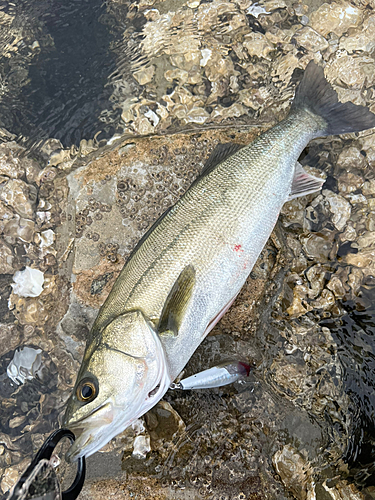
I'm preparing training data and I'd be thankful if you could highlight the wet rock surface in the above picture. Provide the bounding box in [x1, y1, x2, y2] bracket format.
[0, 0, 375, 498]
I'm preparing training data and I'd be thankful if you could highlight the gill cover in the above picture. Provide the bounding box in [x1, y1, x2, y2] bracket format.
[63, 310, 170, 461]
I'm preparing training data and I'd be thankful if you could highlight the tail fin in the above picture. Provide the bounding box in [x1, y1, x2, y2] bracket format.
[291, 61, 375, 135]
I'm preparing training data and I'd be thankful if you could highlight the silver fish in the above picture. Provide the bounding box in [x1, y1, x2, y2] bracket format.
[63, 61, 375, 461]
[170, 360, 252, 390]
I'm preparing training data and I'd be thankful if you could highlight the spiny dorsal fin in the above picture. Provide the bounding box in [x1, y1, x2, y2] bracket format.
[288, 162, 324, 201]
[200, 143, 243, 178]
[158, 265, 196, 337]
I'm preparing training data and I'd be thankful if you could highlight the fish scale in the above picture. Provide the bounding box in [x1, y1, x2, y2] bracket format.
[64, 62, 375, 461]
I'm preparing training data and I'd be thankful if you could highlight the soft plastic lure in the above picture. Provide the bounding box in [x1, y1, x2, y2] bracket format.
[170, 360, 252, 390]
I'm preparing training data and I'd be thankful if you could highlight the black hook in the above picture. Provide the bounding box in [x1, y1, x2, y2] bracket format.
[8, 428, 86, 500]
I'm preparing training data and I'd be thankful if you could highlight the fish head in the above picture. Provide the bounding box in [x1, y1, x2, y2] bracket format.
[63, 310, 170, 462]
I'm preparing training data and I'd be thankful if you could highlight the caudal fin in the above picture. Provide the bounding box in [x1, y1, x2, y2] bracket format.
[291, 61, 375, 135]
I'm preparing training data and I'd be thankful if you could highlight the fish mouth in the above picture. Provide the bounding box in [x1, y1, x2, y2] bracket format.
[65, 401, 114, 430]
[65, 402, 114, 462]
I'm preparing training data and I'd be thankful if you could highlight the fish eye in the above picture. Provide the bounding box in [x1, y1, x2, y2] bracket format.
[76, 378, 98, 403]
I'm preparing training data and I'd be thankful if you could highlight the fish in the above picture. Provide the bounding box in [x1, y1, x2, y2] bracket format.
[170, 360, 252, 390]
[63, 61, 375, 461]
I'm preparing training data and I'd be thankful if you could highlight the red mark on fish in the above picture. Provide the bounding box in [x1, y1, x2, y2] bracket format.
[234, 244, 243, 253]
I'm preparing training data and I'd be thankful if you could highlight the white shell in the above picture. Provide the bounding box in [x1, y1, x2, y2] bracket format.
[11, 266, 44, 297]
[132, 435, 151, 459]
[7, 346, 43, 385]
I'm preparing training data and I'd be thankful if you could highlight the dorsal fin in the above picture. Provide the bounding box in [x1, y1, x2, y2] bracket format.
[158, 265, 196, 337]
[200, 143, 243, 178]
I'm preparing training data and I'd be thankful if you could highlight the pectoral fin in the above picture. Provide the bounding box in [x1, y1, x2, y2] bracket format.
[288, 162, 324, 201]
[158, 265, 196, 337]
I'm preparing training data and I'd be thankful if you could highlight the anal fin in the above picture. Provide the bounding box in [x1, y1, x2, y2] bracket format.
[288, 162, 324, 201]
[158, 265, 196, 337]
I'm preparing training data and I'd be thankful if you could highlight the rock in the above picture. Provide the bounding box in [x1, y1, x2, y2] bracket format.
[336, 146, 366, 170]
[363, 178, 375, 195]
[309, 3, 363, 38]
[306, 264, 326, 299]
[311, 288, 335, 310]
[0, 144, 25, 179]
[3, 217, 35, 243]
[327, 275, 346, 299]
[273, 444, 314, 500]
[339, 14, 375, 53]
[1, 466, 19, 494]
[339, 222, 356, 243]
[0, 179, 36, 218]
[344, 247, 375, 270]
[132, 116, 155, 135]
[164, 68, 188, 84]
[133, 65, 155, 86]
[263, 0, 287, 11]
[271, 52, 300, 86]
[323, 479, 366, 499]
[326, 55, 375, 90]
[211, 102, 246, 121]
[300, 231, 335, 262]
[204, 54, 235, 82]
[0, 239, 14, 273]
[286, 283, 312, 317]
[0, 201, 15, 232]
[243, 32, 274, 60]
[292, 26, 329, 52]
[337, 171, 364, 194]
[322, 190, 351, 231]
[357, 231, 375, 248]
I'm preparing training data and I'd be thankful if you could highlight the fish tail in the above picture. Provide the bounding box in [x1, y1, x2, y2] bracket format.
[291, 61, 375, 135]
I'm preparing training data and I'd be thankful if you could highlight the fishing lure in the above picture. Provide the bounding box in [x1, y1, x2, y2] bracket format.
[170, 360, 252, 390]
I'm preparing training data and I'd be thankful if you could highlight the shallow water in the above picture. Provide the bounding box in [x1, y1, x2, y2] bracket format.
[0, 0, 375, 498]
